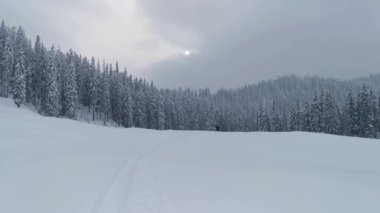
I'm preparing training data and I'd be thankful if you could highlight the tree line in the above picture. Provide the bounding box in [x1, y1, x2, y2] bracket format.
[1, 21, 380, 138]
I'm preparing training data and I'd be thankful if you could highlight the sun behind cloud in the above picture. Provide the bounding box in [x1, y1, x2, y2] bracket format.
[184, 50, 191, 56]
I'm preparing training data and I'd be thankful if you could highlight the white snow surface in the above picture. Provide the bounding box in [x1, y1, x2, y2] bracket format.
[1, 97, 380, 213]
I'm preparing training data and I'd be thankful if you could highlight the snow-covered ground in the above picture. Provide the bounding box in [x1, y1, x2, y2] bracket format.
[1, 97, 380, 213]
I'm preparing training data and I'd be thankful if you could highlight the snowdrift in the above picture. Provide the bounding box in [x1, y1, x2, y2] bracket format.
[1, 97, 380, 213]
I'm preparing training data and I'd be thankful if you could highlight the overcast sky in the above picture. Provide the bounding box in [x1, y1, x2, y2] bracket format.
[1, 0, 380, 89]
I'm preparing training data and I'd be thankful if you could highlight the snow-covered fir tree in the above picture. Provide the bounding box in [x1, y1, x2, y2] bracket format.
[321, 92, 339, 134]
[12, 27, 27, 107]
[289, 101, 302, 131]
[120, 70, 133, 127]
[343, 90, 358, 136]
[270, 102, 282, 132]
[0, 20, 7, 97]
[356, 85, 372, 138]
[0, 22, 14, 97]
[42, 47, 59, 116]
[99, 63, 110, 124]
[88, 57, 97, 121]
[61, 53, 78, 118]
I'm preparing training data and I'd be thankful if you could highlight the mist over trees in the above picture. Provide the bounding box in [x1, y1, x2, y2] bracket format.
[1, 21, 380, 138]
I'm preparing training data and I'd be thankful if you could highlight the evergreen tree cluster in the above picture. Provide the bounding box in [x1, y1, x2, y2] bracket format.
[1, 21, 380, 138]
[288, 87, 380, 138]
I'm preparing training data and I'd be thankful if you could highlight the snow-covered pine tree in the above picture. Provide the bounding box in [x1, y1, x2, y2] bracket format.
[0, 20, 7, 97]
[95, 60, 102, 120]
[343, 90, 358, 136]
[31, 35, 47, 107]
[79, 57, 91, 106]
[321, 92, 339, 134]
[12, 27, 27, 108]
[162, 89, 176, 130]
[73, 53, 83, 104]
[174, 90, 185, 130]
[310, 92, 321, 132]
[377, 95, 380, 136]
[99, 63, 110, 125]
[302, 102, 312, 132]
[289, 105, 297, 131]
[257, 104, 271, 131]
[0, 20, 5, 53]
[24, 39, 33, 104]
[120, 70, 133, 127]
[110, 62, 123, 126]
[270, 102, 282, 132]
[281, 109, 289, 131]
[356, 85, 373, 138]
[133, 79, 147, 128]
[156, 91, 166, 130]
[198, 89, 215, 130]
[146, 82, 158, 129]
[369, 89, 378, 138]
[62, 54, 78, 118]
[55, 49, 66, 114]
[88, 57, 97, 120]
[289, 101, 302, 131]
[0, 23, 14, 97]
[42, 46, 59, 116]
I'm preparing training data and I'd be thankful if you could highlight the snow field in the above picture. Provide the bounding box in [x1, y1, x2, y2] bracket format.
[1, 97, 380, 213]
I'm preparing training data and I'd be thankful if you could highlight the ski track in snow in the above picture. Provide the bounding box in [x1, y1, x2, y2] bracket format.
[91, 138, 177, 213]
[118, 139, 179, 213]
[119, 155, 162, 213]
[91, 155, 140, 213]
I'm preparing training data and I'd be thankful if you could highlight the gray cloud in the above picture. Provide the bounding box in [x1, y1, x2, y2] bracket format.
[0, 0, 107, 45]
[2, 0, 380, 89]
[0, 0, 181, 75]
[140, 0, 380, 89]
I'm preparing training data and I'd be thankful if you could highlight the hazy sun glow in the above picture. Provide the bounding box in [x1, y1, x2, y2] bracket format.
[184, 50, 191, 56]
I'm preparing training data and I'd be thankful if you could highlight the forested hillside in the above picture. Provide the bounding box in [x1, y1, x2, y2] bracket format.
[1, 21, 380, 138]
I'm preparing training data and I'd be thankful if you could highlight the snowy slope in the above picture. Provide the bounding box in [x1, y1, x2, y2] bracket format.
[1, 97, 380, 213]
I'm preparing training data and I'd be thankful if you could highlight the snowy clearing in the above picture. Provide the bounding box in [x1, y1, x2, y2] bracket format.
[1, 97, 380, 213]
